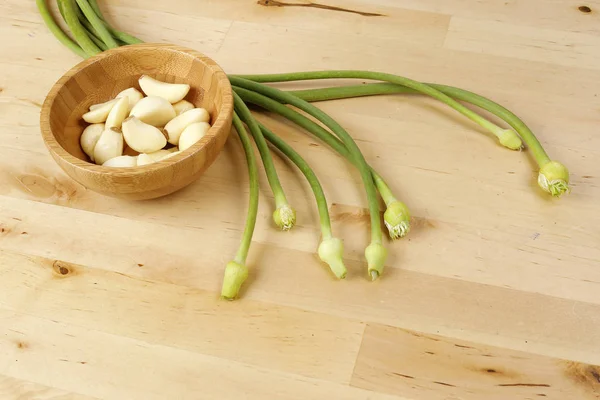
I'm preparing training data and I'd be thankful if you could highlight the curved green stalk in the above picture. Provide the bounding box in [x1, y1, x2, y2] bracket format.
[88, 0, 102, 17]
[233, 85, 410, 240]
[257, 123, 331, 238]
[257, 122, 347, 279]
[58, 0, 101, 56]
[36, 0, 87, 58]
[87, 0, 143, 44]
[231, 71, 523, 151]
[57, 0, 107, 51]
[222, 113, 260, 300]
[85, 26, 109, 50]
[75, 0, 118, 48]
[107, 27, 144, 45]
[233, 92, 296, 231]
[230, 77, 387, 279]
[284, 81, 569, 196]
[290, 83, 549, 163]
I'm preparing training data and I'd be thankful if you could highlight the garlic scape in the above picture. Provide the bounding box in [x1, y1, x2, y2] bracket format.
[538, 160, 570, 197]
[318, 237, 347, 279]
[365, 242, 388, 281]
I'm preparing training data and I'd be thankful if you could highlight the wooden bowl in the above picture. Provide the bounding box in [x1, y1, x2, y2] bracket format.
[40, 43, 233, 200]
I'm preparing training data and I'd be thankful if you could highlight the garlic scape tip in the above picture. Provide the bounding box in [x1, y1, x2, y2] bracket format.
[317, 237, 347, 279]
[384, 201, 411, 240]
[221, 261, 249, 300]
[272, 204, 296, 231]
[497, 129, 523, 151]
[538, 160, 570, 197]
[365, 242, 387, 281]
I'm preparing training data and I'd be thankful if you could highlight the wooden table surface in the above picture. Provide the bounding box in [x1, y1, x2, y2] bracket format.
[2, 1, 600, 399]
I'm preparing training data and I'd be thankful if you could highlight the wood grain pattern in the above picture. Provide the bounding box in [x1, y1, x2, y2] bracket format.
[1, 0, 600, 398]
[352, 324, 600, 399]
[0, 374, 97, 400]
[39, 43, 233, 200]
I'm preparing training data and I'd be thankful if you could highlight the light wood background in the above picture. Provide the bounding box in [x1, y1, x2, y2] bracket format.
[1, 1, 599, 399]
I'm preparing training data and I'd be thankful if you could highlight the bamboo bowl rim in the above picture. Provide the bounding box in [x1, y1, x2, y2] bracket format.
[40, 43, 234, 178]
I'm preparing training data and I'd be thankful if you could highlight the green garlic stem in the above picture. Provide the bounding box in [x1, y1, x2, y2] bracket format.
[107, 27, 144, 45]
[257, 121, 333, 239]
[86, 0, 143, 45]
[234, 85, 409, 241]
[233, 92, 294, 230]
[75, 0, 118, 49]
[233, 86, 397, 207]
[229, 77, 384, 247]
[57, 0, 107, 51]
[232, 112, 260, 265]
[73, 2, 108, 51]
[36, 0, 87, 58]
[372, 173, 397, 206]
[85, 26, 108, 50]
[88, 0, 102, 17]
[287, 82, 551, 167]
[58, 0, 101, 56]
[232, 71, 514, 147]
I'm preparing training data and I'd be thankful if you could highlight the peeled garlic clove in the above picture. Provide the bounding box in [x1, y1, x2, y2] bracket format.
[122, 116, 168, 153]
[179, 122, 210, 152]
[139, 75, 190, 104]
[164, 108, 210, 145]
[136, 150, 175, 165]
[129, 96, 176, 127]
[136, 149, 174, 166]
[80, 123, 105, 162]
[105, 96, 129, 129]
[136, 153, 155, 166]
[93, 127, 124, 165]
[173, 100, 195, 115]
[83, 99, 118, 123]
[103, 155, 137, 168]
[116, 87, 144, 113]
[161, 151, 181, 160]
[89, 98, 117, 111]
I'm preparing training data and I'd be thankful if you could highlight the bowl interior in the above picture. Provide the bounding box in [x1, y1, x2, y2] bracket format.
[48, 45, 228, 163]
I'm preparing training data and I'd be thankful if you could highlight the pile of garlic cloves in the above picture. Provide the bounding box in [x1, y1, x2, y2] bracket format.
[79, 75, 212, 167]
